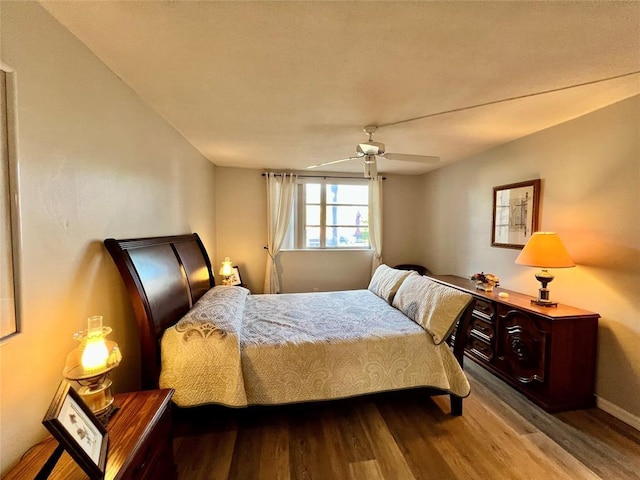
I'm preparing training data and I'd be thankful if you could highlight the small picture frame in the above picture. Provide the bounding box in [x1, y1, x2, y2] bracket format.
[42, 381, 108, 479]
[491, 179, 540, 249]
[229, 266, 243, 286]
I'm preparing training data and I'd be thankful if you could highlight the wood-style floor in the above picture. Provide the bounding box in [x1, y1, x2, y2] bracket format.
[172, 360, 640, 479]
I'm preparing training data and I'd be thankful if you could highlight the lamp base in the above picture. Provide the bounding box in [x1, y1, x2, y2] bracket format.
[78, 379, 115, 421]
[531, 299, 558, 307]
[532, 269, 558, 307]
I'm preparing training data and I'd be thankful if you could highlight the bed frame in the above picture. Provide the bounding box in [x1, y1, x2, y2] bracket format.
[104, 233, 475, 415]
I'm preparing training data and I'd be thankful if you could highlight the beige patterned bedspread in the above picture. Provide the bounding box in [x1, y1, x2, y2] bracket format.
[160, 287, 470, 408]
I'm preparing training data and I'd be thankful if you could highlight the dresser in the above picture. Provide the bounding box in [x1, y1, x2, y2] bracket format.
[4, 389, 176, 480]
[431, 275, 599, 412]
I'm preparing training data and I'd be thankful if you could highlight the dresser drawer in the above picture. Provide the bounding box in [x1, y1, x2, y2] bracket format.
[471, 316, 495, 341]
[473, 297, 496, 320]
[469, 336, 493, 362]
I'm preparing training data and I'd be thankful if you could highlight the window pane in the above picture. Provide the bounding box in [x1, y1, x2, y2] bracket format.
[305, 183, 321, 203]
[326, 206, 368, 226]
[306, 205, 320, 225]
[292, 179, 371, 250]
[325, 227, 369, 247]
[326, 184, 368, 205]
[305, 227, 321, 248]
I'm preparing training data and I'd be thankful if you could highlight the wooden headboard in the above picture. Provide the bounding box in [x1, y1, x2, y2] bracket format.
[104, 233, 214, 389]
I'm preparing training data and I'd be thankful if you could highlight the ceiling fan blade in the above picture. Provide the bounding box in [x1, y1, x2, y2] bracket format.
[382, 153, 440, 163]
[307, 156, 360, 169]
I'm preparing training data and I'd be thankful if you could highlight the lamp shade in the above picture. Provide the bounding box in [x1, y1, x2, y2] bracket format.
[219, 257, 233, 276]
[515, 232, 575, 268]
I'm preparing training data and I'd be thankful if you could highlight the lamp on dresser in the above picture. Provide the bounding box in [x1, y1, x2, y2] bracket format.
[515, 232, 575, 307]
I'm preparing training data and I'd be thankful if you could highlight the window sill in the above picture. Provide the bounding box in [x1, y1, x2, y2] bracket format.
[280, 248, 372, 252]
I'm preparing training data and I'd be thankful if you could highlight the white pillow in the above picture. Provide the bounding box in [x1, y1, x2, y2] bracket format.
[368, 264, 416, 304]
[392, 275, 472, 345]
[175, 285, 249, 341]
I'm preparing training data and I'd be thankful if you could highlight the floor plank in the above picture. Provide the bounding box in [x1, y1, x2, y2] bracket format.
[173, 360, 640, 479]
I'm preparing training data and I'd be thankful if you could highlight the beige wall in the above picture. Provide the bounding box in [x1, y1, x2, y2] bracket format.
[0, 2, 216, 473]
[214, 168, 426, 293]
[215, 168, 266, 292]
[420, 95, 640, 425]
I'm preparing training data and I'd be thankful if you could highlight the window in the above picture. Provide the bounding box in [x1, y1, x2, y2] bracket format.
[283, 178, 370, 249]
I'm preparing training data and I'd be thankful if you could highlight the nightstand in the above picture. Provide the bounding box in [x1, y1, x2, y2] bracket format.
[4, 389, 176, 480]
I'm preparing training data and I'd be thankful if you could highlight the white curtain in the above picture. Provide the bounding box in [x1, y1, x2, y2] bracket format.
[368, 175, 383, 276]
[264, 173, 297, 294]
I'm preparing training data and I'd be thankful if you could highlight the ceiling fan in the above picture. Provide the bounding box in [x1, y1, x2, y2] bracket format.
[307, 125, 440, 178]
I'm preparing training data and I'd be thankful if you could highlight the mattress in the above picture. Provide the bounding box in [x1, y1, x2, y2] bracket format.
[160, 286, 471, 408]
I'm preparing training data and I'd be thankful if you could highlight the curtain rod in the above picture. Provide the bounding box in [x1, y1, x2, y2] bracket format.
[261, 173, 386, 180]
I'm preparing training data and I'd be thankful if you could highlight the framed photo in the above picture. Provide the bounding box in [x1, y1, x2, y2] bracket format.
[229, 266, 243, 286]
[42, 381, 108, 479]
[491, 179, 540, 249]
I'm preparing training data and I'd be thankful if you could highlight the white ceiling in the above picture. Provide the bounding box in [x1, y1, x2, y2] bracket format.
[41, 1, 640, 175]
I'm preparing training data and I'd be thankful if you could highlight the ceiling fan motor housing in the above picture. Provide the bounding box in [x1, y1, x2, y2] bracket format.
[357, 141, 385, 156]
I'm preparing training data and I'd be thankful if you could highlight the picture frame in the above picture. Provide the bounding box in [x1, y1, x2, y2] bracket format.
[42, 381, 108, 479]
[229, 266, 243, 286]
[1, 65, 22, 341]
[491, 179, 540, 249]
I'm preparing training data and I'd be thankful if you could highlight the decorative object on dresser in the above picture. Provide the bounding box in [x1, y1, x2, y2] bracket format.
[491, 179, 540, 249]
[62, 315, 122, 420]
[432, 275, 599, 412]
[515, 231, 575, 307]
[470, 272, 500, 292]
[4, 389, 176, 480]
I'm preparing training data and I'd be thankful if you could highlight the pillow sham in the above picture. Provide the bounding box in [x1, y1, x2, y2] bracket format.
[368, 264, 416, 304]
[392, 275, 472, 345]
[175, 285, 249, 342]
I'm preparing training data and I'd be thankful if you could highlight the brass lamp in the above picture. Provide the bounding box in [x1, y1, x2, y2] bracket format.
[63, 316, 121, 420]
[220, 257, 233, 285]
[515, 232, 575, 307]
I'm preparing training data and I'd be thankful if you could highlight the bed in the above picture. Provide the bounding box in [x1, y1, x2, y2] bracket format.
[104, 233, 475, 415]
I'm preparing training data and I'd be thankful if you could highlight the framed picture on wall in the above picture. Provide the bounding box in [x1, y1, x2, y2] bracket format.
[491, 179, 540, 249]
[229, 266, 243, 286]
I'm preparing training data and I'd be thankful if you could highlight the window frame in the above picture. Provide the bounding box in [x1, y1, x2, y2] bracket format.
[288, 177, 370, 250]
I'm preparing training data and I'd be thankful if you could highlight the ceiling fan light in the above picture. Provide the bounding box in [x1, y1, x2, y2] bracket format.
[357, 141, 385, 156]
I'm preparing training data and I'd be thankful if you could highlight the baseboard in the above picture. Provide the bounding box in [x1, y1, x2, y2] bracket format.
[596, 395, 640, 431]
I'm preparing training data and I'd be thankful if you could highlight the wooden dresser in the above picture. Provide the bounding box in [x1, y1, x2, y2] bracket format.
[431, 275, 599, 412]
[4, 389, 175, 480]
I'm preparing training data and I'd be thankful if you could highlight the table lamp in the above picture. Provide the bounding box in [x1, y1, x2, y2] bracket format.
[515, 232, 575, 307]
[220, 257, 233, 285]
[63, 315, 121, 420]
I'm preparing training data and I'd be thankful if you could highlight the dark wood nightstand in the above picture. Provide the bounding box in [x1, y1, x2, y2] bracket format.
[4, 389, 175, 480]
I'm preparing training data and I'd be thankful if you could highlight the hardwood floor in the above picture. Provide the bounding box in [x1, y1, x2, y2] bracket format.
[173, 360, 640, 479]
